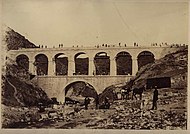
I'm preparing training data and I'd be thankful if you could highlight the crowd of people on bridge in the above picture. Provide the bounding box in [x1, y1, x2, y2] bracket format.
[151, 42, 187, 48]
[36, 42, 187, 49]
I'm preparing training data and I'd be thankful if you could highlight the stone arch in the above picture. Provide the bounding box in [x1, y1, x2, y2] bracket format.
[16, 54, 29, 71]
[15, 53, 30, 60]
[137, 51, 155, 70]
[74, 52, 89, 75]
[60, 80, 98, 104]
[54, 53, 68, 75]
[116, 51, 132, 75]
[92, 50, 111, 58]
[34, 54, 48, 75]
[94, 52, 110, 75]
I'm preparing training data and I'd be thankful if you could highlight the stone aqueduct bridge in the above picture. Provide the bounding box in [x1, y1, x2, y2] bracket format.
[8, 46, 176, 103]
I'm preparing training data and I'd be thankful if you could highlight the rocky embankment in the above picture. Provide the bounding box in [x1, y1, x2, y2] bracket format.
[3, 26, 38, 50]
[130, 46, 187, 89]
[1, 27, 51, 128]
[6, 87, 186, 129]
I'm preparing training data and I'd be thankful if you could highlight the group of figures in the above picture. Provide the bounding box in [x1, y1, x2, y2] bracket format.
[84, 96, 110, 110]
[121, 86, 158, 110]
[83, 86, 158, 111]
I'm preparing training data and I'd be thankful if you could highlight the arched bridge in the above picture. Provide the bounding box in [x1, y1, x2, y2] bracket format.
[8, 46, 177, 103]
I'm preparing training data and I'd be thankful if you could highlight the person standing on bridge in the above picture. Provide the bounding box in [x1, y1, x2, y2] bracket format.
[151, 86, 158, 110]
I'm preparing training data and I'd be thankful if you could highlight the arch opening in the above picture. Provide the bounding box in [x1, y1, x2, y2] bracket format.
[116, 51, 132, 75]
[74, 52, 89, 75]
[64, 81, 98, 104]
[55, 53, 68, 75]
[94, 52, 110, 75]
[35, 54, 48, 75]
[16, 54, 29, 71]
[137, 51, 155, 70]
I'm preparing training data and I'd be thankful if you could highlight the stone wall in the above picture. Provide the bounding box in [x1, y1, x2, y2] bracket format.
[37, 75, 131, 103]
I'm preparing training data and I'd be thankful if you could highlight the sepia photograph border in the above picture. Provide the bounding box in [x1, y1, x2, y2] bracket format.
[0, 0, 190, 134]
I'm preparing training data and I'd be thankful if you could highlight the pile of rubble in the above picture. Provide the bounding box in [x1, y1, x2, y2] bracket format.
[83, 96, 186, 130]
[2, 87, 187, 129]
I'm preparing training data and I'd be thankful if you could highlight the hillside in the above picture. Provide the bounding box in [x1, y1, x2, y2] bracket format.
[2, 61, 50, 107]
[2, 27, 50, 107]
[130, 46, 187, 89]
[3, 27, 38, 50]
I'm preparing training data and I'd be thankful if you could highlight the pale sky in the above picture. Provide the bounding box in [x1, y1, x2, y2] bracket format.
[2, 0, 189, 47]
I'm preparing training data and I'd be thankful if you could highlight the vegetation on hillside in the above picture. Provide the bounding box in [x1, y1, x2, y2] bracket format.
[1, 27, 50, 107]
[4, 27, 38, 50]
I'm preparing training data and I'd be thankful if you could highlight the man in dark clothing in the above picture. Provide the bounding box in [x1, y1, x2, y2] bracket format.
[84, 97, 90, 110]
[104, 97, 110, 109]
[151, 86, 158, 110]
[95, 95, 99, 109]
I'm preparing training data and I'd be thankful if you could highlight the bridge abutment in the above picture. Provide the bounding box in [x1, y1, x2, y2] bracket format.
[88, 56, 95, 75]
[132, 58, 138, 76]
[110, 57, 117, 76]
[48, 60, 54, 76]
[68, 60, 75, 76]
[29, 60, 35, 74]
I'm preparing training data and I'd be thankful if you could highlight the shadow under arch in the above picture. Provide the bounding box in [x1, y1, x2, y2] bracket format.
[54, 53, 68, 75]
[16, 54, 29, 71]
[116, 51, 132, 75]
[34, 53, 48, 75]
[74, 52, 89, 75]
[137, 51, 155, 70]
[64, 81, 98, 99]
[94, 52, 110, 75]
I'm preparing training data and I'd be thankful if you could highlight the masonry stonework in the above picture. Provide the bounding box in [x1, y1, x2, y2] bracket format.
[8, 46, 177, 103]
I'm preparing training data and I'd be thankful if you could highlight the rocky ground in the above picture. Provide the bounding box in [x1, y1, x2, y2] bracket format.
[2, 87, 187, 130]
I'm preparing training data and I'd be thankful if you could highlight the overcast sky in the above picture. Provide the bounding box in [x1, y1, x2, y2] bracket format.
[2, 0, 189, 47]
